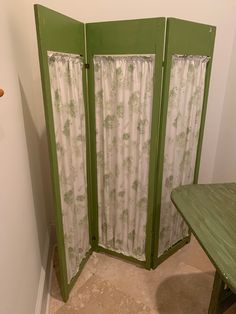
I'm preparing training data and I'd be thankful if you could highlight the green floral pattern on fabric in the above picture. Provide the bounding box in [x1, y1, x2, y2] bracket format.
[94, 55, 155, 261]
[48, 51, 90, 283]
[158, 55, 210, 256]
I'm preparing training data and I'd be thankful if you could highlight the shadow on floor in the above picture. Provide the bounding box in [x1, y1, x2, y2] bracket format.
[155, 271, 214, 314]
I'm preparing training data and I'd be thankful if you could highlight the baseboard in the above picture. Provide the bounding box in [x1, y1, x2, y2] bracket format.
[44, 245, 55, 314]
[35, 225, 56, 314]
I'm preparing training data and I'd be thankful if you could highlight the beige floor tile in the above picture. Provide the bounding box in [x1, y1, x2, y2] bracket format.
[48, 237, 236, 314]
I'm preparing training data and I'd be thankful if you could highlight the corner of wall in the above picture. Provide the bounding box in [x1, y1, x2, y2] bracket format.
[35, 225, 56, 314]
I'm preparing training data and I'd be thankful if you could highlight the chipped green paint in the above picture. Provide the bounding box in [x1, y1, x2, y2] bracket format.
[171, 183, 236, 294]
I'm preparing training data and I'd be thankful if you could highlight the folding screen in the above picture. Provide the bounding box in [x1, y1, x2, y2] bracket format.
[35, 4, 216, 301]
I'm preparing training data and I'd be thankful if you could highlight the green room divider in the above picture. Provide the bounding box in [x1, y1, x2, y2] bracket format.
[34, 4, 216, 301]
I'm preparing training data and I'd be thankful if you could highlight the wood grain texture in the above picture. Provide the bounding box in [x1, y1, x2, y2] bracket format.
[171, 183, 236, 294]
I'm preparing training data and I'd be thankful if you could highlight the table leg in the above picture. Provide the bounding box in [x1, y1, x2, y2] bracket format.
[208, 271, 224, 314]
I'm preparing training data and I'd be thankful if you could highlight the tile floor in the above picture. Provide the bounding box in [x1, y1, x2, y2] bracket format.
[49, 237, 236, 314]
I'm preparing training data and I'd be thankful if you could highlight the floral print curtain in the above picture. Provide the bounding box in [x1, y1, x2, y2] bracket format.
[158, 55, 210, 256]
[48, 51, 90, 282]
[94, 55, 155, 261]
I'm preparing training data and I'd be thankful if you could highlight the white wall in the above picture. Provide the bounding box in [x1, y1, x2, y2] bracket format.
[213, 29, 236, 182]
[2, 0, 236, 313]
[0, 6, 48, 314]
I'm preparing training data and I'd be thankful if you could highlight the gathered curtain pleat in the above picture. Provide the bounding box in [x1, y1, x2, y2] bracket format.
[158, 55, 210, 256]
[94, 55, 155, 261]
[47, 50, 208, 269]
[48, 51, 90, 282]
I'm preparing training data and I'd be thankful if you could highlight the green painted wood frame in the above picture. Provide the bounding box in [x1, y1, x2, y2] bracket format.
[34, 5, 217, 301]
[34, 5, 94, 301]
[86, 18, 165, 269]
[152, 18, 216, 268]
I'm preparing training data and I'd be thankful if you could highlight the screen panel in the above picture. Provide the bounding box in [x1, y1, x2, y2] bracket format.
[153, 18, 216, 267]
[34, 5, 92, 301]
[86, 18, 165, 268]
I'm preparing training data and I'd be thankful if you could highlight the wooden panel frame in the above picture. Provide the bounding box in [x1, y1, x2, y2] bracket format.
[152, 17, 216, 268]
[86, 18, 165, 269]
[34, 5, 93, 301]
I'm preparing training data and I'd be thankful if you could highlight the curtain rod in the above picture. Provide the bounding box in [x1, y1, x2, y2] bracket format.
[173, 54, 211, 60]
[94, 54, 155, 57]
[47, 51, 84, 58]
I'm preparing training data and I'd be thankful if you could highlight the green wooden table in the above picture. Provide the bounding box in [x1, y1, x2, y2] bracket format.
[171, 183, 236, 314]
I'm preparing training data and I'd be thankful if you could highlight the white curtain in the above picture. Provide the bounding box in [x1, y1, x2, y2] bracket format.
[158, 55, 210, 256]
[48, 51, 90, 282]
[94, 55, 155, 261]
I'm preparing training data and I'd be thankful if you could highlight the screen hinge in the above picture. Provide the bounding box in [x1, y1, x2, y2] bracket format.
[84, 63, 90, 69]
